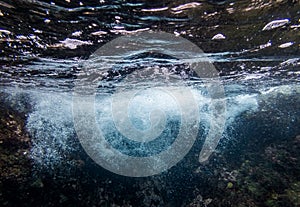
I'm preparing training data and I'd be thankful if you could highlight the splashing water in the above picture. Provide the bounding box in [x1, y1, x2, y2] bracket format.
[1, 0, 300, 205]
[5, 80, 296, 173]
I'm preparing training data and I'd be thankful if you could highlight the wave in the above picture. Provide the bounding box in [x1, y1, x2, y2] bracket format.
[2, 81, 298, 175]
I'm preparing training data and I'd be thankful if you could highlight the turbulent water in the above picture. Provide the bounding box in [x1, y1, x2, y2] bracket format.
[1, 0, 300, 206]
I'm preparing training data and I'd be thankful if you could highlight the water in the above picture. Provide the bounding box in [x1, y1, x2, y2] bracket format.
[1, 0, 300, 206]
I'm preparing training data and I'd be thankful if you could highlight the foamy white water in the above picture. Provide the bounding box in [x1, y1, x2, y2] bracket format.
[2, 83, 290, 172]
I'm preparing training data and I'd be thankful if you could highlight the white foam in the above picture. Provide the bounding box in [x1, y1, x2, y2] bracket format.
[22, 84, 299, 171]
[26, 92, 76, 169]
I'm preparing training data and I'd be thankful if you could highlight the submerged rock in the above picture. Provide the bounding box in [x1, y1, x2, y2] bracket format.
[0, 97, 31, 180]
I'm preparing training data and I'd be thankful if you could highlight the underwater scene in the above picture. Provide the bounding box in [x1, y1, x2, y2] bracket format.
[0, 0, 300, 206]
